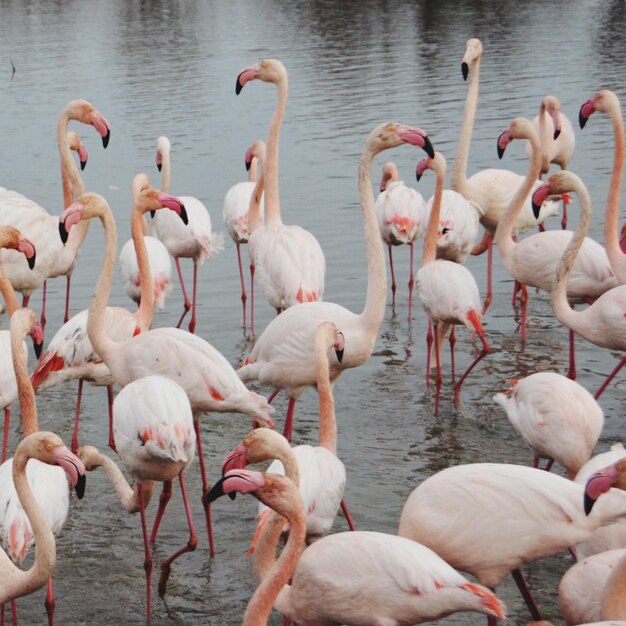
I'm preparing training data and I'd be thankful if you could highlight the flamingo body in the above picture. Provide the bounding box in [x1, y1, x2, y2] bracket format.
[223, 180, 264, 245]
[375, 179, 425, 247]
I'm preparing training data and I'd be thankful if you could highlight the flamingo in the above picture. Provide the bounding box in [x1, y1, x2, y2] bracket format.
[31, 178, 189, 454]
[222, 321, 354, 550]
[207, 469, 507, 626]
[451, 38, 559, 312]
[375, 161, 426, 317]
[151, 135, 224, 333]
[223, 139, 265, 333]
[0, 99, 111, 329]
[531, 171, 626, 398]
[415, 151, 489, 412]
[398, 462, 626, 625]
[59, 188, 273, 552]
[0, 308, 84, 625]
[496, 118, 616, 373]
[236, 58, 326, 312]
[0, 227, 39, 463]
[76, 375, 196, 621]
[238, 122, 435, 441]
[0, 432, 86, 613]
[493, 372, 604, 477]
[526, 95, 575, 229]
[579, 90, 626, 284]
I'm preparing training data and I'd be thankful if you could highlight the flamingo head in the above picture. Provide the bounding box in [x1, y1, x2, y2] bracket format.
[579, 90, 620, 129]
[155, 136, 171, 174]
[236, 59, 286, 95]
[59, 201, 86, 244]
[67, 131, 88, 171]
[221, 429, 291, 479]
[89, 109, 111, 149]
[1, 228, 37, 270]
[461, 38, 483, 81]
[30, 319, 43, 359]
[584, 458, 626, 514]
[496, 129, 512, 160]
[334, 330, 345, 363]
[531, 182, 552, 220]
[415, 156, 431, 182]
[205, 469, 267, 504]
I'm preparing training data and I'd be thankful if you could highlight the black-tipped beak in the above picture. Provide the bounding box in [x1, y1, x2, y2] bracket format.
[422, 136, 435, 159]
[59, 221, 69, 245]
[179, 204, 188, 225]
[205, 476, 228, 504]
[245, 159, 251, 172]
[461, 62, 469, 81]
[335, 347, 344, 363]
[236, 73, 244, 95]
[553, 128, 561, 140]
[415, 170, 423, 183]
[579, 104, 589, 130]
[102, 129, 110, 149]
[149, 210, 156, 219]
[531, 198, 542, 220]
[75, 472, 86, 500]
[27, 253, 36, 270]
[157, 162, 162, 172]
[584, 491, 596, 515]
[497, 143, 505, 160]
[33, 338, 42, 360]
[80, 159, 87, 171]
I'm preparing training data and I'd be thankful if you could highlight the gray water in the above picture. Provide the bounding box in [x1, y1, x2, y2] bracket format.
[0, 0, 625, 624]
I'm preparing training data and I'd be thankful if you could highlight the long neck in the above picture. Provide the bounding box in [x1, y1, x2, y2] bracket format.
[422, 165, 444, 264]
[86, 197, 121, 363]
[551, 179, 591, 329]
[161, 150, 171, 194]
[0, 272, 19, 316]
[537, 104, 551, 173]
[359, 143, 387, 335]
[246, 505, 306, 625]
[451, 57, 480, 193]
[12, 316, 38, 435]
[10, 446, 56, 596]
[601, 553, 626, 620]
[495, 130, 541, 257]
[132, 208, 155, 331]
[248, 156, 258, 183]
[95, 453, 153, 513]
[249, 157, 265, 234]
[316, 342, 337, 454]
[58, 110, 85, 207]
[604, 103, 625, 275]
[263, 77, 287, 227]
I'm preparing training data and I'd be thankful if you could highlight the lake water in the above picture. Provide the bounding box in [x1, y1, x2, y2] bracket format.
[1, 0, 625, 624]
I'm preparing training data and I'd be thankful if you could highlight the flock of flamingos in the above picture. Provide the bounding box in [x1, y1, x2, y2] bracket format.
[1, 36, 626, 626]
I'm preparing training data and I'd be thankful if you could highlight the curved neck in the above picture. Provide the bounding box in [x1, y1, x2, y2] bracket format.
[12, 315, 38, 435]
[247, 505, 306, 625]
[248, 156, 258, 182]
[0, 272, 19, 316]
[160, 150, 171, 194]
[132, 208, 155, 331]
[96, 452, 153, 513]
[57, 109, 85, 208]
[601, 554, 626, 619]
[249, 156, 265, 234]
[604, 103, 625, 275]
[451, 57, 480, 193]
[422, 164, 445, 264]
[316, 340, 337, 454]
[495, 129, 541, 256]
[537, 104, 551, 173]
[264, 77, 287, 227]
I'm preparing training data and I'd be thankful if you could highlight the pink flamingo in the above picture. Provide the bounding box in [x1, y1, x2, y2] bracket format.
[222, 321, 355, 550]
[31, 178, 189, 454]
[0, 308, 84, 626]
[77, 374, 196, 622]
[451, 38, 559, 313]
[0, 227, 39, 463]
[531, 171, 626, 398]
[496, 118, 615, 374]
[223, 140, 266, 333]
[416, 152, 489, 411]
[398, 462, 626, 625]
[493, 372, 603, 478]
[579, 90, 626, 284]
[236, 59, 326, 312]
[152, 135, 224, 333]
[375, 161, 426, 316]
[59, 188, 273, 553]
[238, 122, 434, 441]
[208, 469, 506, 626]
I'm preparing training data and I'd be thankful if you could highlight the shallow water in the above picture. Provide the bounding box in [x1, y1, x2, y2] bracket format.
[0, 0, 625, 624]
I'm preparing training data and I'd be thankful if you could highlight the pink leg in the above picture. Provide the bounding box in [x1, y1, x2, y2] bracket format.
[174, 257, 191, 329]
[21, 295, 29, 308]
[40, 281, 47, 332]
[137, 483, 153, 623]
[236, 244, 247, 330]
[70, 380, 84, 454]
[340, 498, 356, 531]
[250, 262, 256, 338]
[511, 280, 521, 307]
[267, 388, 281, 403]
[511, 568, 543, 621]
[567, 327, 576, 380]
[407, 242, 414, 319]
[388, 245, 396, 310]
[2, 408, 10, 464]
[10, 601, 16, 626]
[64, 275, 72, 324]
[448, 326, 456, 385]
[188, 262, 198, 334]
[454, 332, 489, 408]
[543, 459, 554, 472]
[150, 480, 173, 543]
[433, 323, 442, 415]
[519, 284, 528, 344]
[282, 398, 296, 442]
[425, 321, 433, 386]
[44, 578, 54, 626]
[107, 385, 116, 453]
[482, 236, 493, 315]
[594, 354, 626, 400]
[195, 419, 215, 556]
[158, 472, 198, 597]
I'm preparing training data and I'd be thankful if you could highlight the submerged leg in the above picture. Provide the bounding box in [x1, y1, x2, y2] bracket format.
[195, 418, 215, 556]
[236, 244, 247, 331]
[175, 257, 191, 329]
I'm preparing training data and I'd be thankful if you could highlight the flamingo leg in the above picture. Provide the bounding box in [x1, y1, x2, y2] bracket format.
[188, 262, 198, 334]
[408, 242, 414, 319]
[158, 472, 198, 597]
[594, 354, 626, 400]
[1, 408, 10, 464]
[471, 232, 493, 315]
[40, 281, 47, 332]
[512, 280, 521, 307]
[249, 261, 256, 338]
[64, 275, 72, 324]
[519, 283, 529, 344]
[340, 498, 356, 531]
[388, 245, 397, 310]
[454, 330, 489, 408]
[174, 257, 191, 329]
[9, 600, 17, 626]
[425, 321, 433, 386]
[567, 327, 576, 380]
[236, 243, 247, 330]
[282, 398, 296, 442]
[449, 325, 456, 385]
[21, 295, 29, 308]
[70, 380, 83, 454]
[44, 578, 54, 626]
[137, 483, 153, 623]
[150, 480, 172, 543]
[511, 567, 543, 621]
[194, 418, 215, 556]
[267, 388, 281, 403]
[543, 459, 554, 472]
[433, 323, 442, 415]
[107, 384, 116, 453]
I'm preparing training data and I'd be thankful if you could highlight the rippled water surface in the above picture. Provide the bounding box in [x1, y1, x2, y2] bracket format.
[1, 1, 626, 624]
